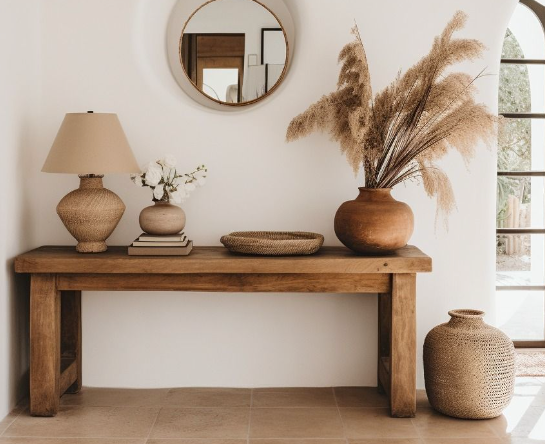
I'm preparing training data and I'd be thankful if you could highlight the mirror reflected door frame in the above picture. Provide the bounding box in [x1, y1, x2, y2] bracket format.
[261, 28, 283, 64]
[261, 28, 284, 93]
[198, 57, 244, 103]
[182, 33, 245, 103]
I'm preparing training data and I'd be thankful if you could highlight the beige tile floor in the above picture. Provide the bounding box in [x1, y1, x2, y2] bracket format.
[0, 378, 544, 443]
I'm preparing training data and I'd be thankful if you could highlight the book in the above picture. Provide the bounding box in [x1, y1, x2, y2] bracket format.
[132, 239, 190, 247]
[128, 241, 193, 256]
[137, 233, 187, 242]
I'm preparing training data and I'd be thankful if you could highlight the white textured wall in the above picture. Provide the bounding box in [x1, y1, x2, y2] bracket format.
[0, 0, 40, 420]
[6, 0, 516, 399]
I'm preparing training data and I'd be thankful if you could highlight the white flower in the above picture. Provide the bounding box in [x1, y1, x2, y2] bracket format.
[162, 155, 177, 169]
[131, 174, 144, 187]
[196, 176, 206, 186]
[185, 182, 196, 193]
[153, 184, 165, 200]
[174, 177, 186, 187]
[138, 160, 206, 202]
[145, 167, 162, 187]
[162, 166, 175, 182]
[169, 190, 184, 204]
[142, 161, 158, 173]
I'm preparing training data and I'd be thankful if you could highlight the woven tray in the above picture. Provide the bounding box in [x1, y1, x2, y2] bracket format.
[220, 231, 324, 256]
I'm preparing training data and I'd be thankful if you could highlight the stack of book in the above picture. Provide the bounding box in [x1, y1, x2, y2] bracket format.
[128, 232, 193, 256]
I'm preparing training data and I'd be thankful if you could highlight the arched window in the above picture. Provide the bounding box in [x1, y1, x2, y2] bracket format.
[497, 0, 545, 346]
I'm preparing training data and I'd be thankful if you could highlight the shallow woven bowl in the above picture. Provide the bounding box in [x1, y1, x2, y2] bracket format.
[220, 231, 324, 256]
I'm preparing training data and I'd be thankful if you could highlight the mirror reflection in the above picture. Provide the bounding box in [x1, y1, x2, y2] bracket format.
[181, 0, 288, 105]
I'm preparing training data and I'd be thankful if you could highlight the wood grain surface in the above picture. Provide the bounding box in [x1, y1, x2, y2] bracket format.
[389, 273, 417, 417]
[55, 273, 391, 293]
[30, 274, 60, 416]
[15, 246, 432, 275]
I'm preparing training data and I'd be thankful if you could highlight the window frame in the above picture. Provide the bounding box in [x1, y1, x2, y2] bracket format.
[498, 0, 545, 347]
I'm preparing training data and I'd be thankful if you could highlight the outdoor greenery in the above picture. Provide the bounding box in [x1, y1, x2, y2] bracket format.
[497, 29, 532, 228]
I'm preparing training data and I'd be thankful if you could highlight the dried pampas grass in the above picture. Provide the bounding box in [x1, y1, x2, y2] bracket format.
[287, 11, 497, 220]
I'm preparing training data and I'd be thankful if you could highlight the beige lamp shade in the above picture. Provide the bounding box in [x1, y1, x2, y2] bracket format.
[42, 113, 140, 174]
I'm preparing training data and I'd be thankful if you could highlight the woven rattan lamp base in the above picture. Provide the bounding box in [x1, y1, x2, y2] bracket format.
[56, 176, 125, 253]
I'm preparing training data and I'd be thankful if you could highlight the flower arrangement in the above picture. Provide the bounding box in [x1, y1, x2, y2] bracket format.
[131, 156, 207, 204]
[286, 11, 496, 219]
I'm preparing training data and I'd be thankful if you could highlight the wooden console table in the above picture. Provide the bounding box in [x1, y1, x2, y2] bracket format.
[14, 245, 431, 418]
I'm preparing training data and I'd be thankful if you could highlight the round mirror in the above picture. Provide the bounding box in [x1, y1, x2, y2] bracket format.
[168, 0, 293, 110]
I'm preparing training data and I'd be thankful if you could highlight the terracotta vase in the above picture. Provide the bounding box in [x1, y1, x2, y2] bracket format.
[423, 310, 515, 419]
[139, 201, 186, 235]
[334, 188, 414, 254]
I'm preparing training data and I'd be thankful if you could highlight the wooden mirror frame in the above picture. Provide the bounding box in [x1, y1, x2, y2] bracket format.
[167, 0, 295, 111]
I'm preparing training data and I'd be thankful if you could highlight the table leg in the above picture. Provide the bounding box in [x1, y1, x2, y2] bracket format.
[61, 290, 82, 393]
[377, 292, 390, 394]
[389, 273, 416, 417]
[30, 274, 60, 416]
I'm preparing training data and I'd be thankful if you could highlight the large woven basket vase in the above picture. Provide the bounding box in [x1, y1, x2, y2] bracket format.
[423, 309, 515, 419]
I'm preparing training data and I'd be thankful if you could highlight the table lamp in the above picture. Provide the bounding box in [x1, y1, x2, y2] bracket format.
[42, 112, 140, 253]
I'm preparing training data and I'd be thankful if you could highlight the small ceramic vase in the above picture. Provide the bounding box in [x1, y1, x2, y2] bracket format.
[139, 201, 186, 235]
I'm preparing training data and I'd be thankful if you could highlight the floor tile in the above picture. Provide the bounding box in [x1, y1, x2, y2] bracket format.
[420, 438, 507, 443]
[163, 388, 251, 408]
[0, 400, 27, 435]
[3, 406, 159, 438]
[249, 408, 344, 438]
[512, 380, 545, 407]
[252, 388, 336, 408]
[340, 408, 419, 439]
[60, 388, 169, 407]
[417, 390, 431, 408]
[9, 384, 544, 444]
[488, 404, 545, 439]
[0, 413, 20, 436]
[517, 377, 544, 386]
[251, 440, 346, 444]
[513, 382, 545, 397]
[503, 438, 545, 443]
[0, 439, 145, 444]
[411, 407, 499, 439]
[148, 440, 246, 444]
[334, 387, 389, 408]
[348, 439, 422, 444]
[149, 408, 250, 439]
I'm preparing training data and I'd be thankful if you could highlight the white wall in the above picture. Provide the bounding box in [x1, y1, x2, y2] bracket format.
[0, 0, 41, 420]
[2, 0, 517, 404]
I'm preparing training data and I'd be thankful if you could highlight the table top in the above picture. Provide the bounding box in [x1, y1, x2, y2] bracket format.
[14, 246, 432, 275]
